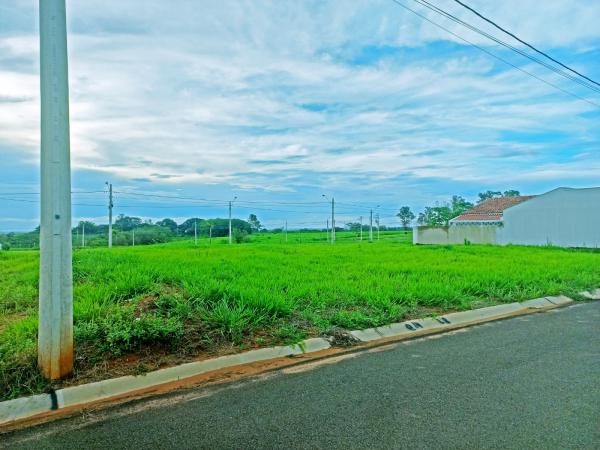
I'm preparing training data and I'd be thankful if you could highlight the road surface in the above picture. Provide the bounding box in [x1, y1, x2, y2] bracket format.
[4, 302, 600, 449]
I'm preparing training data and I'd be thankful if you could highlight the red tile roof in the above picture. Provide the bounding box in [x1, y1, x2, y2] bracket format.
[451, 196, 535, 223]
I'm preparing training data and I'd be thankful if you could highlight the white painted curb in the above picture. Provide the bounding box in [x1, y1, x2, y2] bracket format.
[0, 338, 329, 427]
[580, 289, 600, 300]
[0, 292, 586, 428]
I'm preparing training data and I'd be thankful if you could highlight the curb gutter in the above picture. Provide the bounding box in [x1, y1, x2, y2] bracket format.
[0, 293, 591, 429]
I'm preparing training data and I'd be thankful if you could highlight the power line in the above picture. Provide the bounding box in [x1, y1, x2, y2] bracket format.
[0, 190, 105, 196]
[410, 0, 600, 95]
[451, 0, 600, 89]
[388, 0, 600, 108]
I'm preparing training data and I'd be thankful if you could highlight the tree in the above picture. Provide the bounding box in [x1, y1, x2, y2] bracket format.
[72, 220, 99, 234]
[450, 196, 473, 217]
[477, 190, 502, 203]
[417, 205, 454, 227]
[477, 190, 520, 203]
[115, 214, 143, 231]
[178, 218, 203, 235]
[396, 206, 415, 229]
[247, 214, 262, 232]
[156, 218, 178, 233]
[345, 222, 363, 232]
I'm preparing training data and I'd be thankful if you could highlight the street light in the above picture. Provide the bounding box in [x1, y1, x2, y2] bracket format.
[228, 196, 237, 244]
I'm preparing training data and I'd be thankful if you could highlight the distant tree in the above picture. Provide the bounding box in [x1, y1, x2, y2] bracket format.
[247, 214, 262, 232]
[73, 220, 99, 234]
[477, 190, 520, 203]
[115, 214, 143, 231]
[156, 218, 178, 233]
[477, 190, 503, 203]
[417, 205, 454, 227]
[345, 222, 363, 232]
[450, 196, 473, 217]
[178, 218, 203, 235]
[396, 206, 415, 229]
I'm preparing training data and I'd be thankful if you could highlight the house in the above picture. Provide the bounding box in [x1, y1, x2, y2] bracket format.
[413, 187, 600, 248]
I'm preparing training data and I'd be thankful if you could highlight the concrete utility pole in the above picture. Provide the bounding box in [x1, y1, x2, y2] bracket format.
[81, 222, 85, 248]
[132, 228, 135, 247]
[285, 220, 288, 242]
[376, 213, 380, 241]
[369, 209, 374, 242]
[360, 216, 363, 241]
[194, 220, 197, 245]
[228, 196, 237, 244]
[209, 225, 213, 245]
[38, 0, 73, 380]
[323, 195, 335, 243]
[331, 197, 335, 243]
[106, 182, 113, 248]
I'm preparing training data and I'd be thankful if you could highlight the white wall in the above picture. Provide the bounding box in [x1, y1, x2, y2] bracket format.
[499, 187, 600, 248]
[413, 224, 498, 245]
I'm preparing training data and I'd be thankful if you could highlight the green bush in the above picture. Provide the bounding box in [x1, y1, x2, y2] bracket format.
[75, 310, 184, 356]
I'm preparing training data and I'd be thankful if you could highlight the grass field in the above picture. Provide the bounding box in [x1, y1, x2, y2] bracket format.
[1, 230, 599, 400]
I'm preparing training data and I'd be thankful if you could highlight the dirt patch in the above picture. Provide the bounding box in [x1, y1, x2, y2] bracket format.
[133, 295, 158, 318]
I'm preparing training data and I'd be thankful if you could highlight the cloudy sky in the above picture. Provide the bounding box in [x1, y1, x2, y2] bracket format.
[1, 0, 599, 231]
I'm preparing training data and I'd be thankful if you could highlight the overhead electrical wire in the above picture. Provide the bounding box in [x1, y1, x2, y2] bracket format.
[410, 0, 600, 94]
[388, 0, 600, 108]
[451, 0, 600, 89]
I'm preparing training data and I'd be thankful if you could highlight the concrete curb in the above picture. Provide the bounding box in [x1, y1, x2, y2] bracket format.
[580, 289, 600, 300]
[0, 294, 584, 428]
[0, 338, 330, 427]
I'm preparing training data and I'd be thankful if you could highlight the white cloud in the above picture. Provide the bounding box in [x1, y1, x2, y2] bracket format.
[0, 0, 599, 224]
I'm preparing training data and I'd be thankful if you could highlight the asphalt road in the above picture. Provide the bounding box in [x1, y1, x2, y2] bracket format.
[4, 302, 600, 450]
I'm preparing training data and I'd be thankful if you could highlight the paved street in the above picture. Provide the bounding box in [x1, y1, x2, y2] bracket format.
[4, 302, 600, 450]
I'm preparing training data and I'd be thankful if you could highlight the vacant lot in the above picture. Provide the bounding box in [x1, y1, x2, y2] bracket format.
[1, 231, 599, 400]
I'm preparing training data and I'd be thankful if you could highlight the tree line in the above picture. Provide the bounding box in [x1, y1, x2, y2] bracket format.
[0, 214, 264, 249]
[396, 189, 521, 228]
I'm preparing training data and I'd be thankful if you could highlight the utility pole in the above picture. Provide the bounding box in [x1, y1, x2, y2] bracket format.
[285, 220, 288, 242]
[228, 196, 237, 244]
[322, 195, 335, 243]
[38, 0, 73, 380]
[326, 218, 329, 242]
[360, 216, 363, 241]
[369, 209, 373, 242]
[376, 213, 380, 241]
[81, 222, 85, 248]
[209, 225, 213, 245]
[194, 220, 197, 245]
[132, 228, 135, 247]
[331, 197, 335, 243]
[106, 182, 113, 248]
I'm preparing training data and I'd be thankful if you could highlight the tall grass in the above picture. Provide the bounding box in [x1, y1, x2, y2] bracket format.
[1, 231, 599, 399]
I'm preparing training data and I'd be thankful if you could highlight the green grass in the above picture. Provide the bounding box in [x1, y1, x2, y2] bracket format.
[1, 230, 599, 400]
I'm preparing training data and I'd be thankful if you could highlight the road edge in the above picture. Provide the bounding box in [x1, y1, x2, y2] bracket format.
[1, 291, 597, 430]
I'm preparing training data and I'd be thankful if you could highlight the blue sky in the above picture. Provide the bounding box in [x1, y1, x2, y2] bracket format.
[1, 0, 599, 231]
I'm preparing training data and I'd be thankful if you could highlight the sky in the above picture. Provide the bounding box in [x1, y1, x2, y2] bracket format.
[1, 0, 599, 231]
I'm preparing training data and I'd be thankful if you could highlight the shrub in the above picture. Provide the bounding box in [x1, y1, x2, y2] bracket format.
[75, 310, 184, 356]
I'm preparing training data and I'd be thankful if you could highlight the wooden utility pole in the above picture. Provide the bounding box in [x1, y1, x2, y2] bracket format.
[38, 0, 73, 379]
